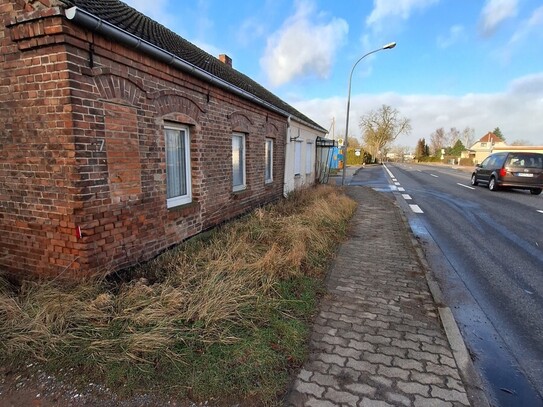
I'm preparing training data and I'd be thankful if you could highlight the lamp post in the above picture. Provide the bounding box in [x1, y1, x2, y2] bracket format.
[341, 42, 396, 186]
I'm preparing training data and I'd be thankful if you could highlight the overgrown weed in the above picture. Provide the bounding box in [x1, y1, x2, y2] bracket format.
[0, 185, 356, 404]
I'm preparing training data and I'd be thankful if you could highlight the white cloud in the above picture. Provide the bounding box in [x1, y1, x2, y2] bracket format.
[291, 72, 543, 147]
[260, 1, 348, 87]
[366, 0, 439, 27]
[237, 17, 267, 46]
[437, 25, 466, 48]
[479, 0, 518, 37]
[508, 5, 543, 45]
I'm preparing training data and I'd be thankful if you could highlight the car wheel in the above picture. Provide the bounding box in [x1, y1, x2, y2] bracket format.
[471, 174, 478, 186]
[489, 176, 498, 191]
[530, 188, 542, 195]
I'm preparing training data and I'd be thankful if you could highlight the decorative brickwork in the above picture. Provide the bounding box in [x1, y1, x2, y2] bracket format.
[0, 1, 287, 278]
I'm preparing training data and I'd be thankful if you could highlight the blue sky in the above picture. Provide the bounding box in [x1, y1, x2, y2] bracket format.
[124, 0, 542, 149]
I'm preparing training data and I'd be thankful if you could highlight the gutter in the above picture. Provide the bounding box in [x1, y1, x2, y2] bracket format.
[64, 6, 326, 134]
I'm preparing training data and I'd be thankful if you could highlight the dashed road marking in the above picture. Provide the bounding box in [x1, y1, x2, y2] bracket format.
[410, 204, 424, 213]
[538, 210, 543, 214]
[457, 183, 475, 190]
[394, 182, 401, 186]
[398, 187, 405, 192]
[402, 194, 412, 200]
[430, 174, 438, 178]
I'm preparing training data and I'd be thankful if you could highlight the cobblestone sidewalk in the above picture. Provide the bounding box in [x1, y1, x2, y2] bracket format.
[286, 186, 472, 407]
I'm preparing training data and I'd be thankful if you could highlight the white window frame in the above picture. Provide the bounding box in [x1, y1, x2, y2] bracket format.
[232, 133, 246, 192]
[305, 141, 313, 174]
[294, 140, 302, 176]
[265, 138, 273, 183]
[164, 123, 192, 208]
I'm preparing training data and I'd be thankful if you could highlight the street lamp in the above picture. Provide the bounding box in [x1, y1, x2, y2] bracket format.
[341, 42, 396, 186]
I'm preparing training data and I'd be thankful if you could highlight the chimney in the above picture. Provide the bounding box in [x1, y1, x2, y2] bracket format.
[218, 54, 232, 68]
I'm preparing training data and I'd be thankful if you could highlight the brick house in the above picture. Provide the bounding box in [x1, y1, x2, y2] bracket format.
[468, 132, 507, 164]
[0, 0, 327, 278]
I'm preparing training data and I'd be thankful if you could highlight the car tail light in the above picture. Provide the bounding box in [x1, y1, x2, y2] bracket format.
[499, 168, 507, 177]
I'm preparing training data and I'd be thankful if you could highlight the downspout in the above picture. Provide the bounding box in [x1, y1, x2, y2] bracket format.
[283, 116, 292, 197]
[64, 7, 326, 134]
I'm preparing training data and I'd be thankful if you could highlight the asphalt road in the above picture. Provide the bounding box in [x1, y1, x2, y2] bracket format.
[349, 163, 543, 407]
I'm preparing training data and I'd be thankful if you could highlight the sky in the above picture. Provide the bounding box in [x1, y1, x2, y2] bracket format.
[123, 0, 543, 149]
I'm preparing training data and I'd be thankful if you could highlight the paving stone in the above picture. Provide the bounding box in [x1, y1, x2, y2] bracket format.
[425, 362, 461, 380]
[323, 388, 360, 406]
[312, 372, 339, 388]
[321, 334, 350, 346]
[397, 380, 430, 396]
[348, 339, 376, 352]
[407, 349, 439, 364]
[364, 352, 393, 366]
[421, 342, 453, 357]
[359, 397, 394, 407]
[344, 382, 376, 396]
[410, 371, 445, 385]
[385, 392, 412, 406]
[430, 386, 469, 404]
[335, 345, 362, 359]
[392, 356, 424, 372]
[313, 324, 338, 336]
[378, 345, 408, 358]
[328, 365, 362, 382]
[368, 375, 393, 388]
[392, 339, 421, 351]
[377, 365, 410, 380]
[439, 354, 457, 368]
[346, 358, 378, 374]
[318, 353, 347, 367]
[364, 334, 392, 346]
[297, 369, 313, 381]
[292, 380, 325, 398]
[306, 397, 337, 407]
[413, 395, 453, 407]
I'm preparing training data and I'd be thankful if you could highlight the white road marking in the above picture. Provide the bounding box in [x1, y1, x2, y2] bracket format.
[392, 178, 397, 182]
[402, 194, 412, 200]
[394, 182, 401, 186]
[538, 210, 543, 214]
[398, 187, 405, 192]
[410, 204, 424, 213]
[457, 183, 475, 190]
[430, 174, 438, 178]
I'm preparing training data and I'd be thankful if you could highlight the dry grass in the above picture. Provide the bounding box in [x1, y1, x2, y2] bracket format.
[0, 185, 356, 402]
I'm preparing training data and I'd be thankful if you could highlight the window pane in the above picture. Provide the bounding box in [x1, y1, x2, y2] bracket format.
[294, 141, 302, 175]
[165, 127, 188, 202]
[306, 142, 312, 174]
[265, 139, 273, 182]
[233, 135, 244, 188]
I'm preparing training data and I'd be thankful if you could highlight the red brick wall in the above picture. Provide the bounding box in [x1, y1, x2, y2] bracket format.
[0, 2, 286, 278]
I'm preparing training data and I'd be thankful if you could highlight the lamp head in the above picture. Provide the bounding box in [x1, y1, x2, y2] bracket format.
[382, 42, 397, 50]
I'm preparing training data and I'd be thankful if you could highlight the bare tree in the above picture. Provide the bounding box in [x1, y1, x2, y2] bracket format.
[430, 128, 446, 156]
[447, 127, 460, 147]
[510, 139, 532, 146]
[461, 127, 475, 149]
[360, 105, 411, 162]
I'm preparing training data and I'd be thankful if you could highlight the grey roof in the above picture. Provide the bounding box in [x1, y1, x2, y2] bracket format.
[62, 0, 326, 132]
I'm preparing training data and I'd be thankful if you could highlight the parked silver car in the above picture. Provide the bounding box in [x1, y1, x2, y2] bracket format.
[471, 152, 543, 195]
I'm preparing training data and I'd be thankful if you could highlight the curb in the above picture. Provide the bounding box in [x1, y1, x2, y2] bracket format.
[394, 195, 491, 407]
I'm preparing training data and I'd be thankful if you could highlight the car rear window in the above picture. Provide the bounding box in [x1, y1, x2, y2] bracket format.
[506, 154, 543, 169]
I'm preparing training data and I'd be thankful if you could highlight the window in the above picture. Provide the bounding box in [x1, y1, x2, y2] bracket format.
[480, 142, 487, 147]
[232, 133, 246, 191]
[164, 123, 191, 208]
[294, 141, 302, 176]
[305, 142, 313, 174]
[265, 138, 273, 183]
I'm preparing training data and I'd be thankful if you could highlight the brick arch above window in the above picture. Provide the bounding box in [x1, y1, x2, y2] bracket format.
[93, 73, 146, 106]
[154, 94, 204, 123]
[265, 121, 282, 139]
[228, 111, 254, 133]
